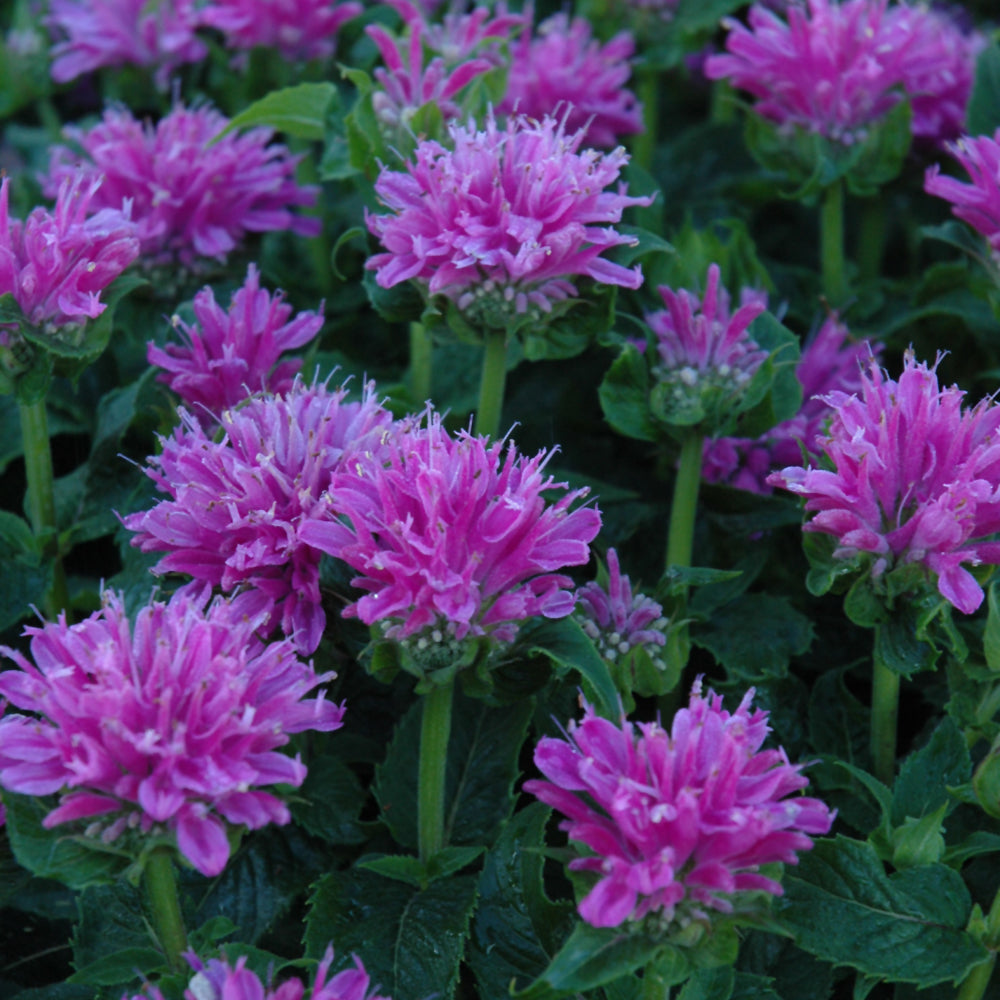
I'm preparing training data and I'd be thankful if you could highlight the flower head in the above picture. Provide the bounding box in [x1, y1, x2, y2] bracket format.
[704, 0, 912, 145]
[497, 13, 643, 148]
[524, 680, 833, 929]
[768, 350, 1000, 614]
[299, 410, 602, 647]
[147, 263, 324, 424]
[122, 378, 393, 654]
[366, 111, 652, 327]
[0, 587, 345, 877]
[0, 174, 138, 333]
[44, 103, 319, 271]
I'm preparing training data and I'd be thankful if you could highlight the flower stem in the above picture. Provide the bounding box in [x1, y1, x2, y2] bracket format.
[418, 678, 455, 865]
[474, 328, 508, 440]
[666, 431, 704, 573]
[870, 630, 900, 787]
[857, 195, 887, 285]
[633, 63, 659, 173]
[957, 884, 1000, 1000]
[143, 846, 187, 972]
[18, 397, 69, 620]
[820, 179, 848, 306]
[409, 321, 433, 405]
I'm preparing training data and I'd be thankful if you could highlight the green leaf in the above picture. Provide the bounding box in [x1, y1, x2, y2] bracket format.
[983, 582, 1000, 674]
[732, 312, 802, 438]
[359, 846, 484, 888]
[738, 931, 833, 1000]
[0, 511, 50, 632]
[778, 836, 988, 986]
[305, 868, 478, 1000]
[678, 966, 735, 1000]
[892, 717, 970, 826]
[71, 882, 157, 987]
[68, 946, 164, 988]
[215, 82, 337, 141]
[598, 344, 657, 443]
[290, 755, 368, 846]
[967, 44, 1000, 136]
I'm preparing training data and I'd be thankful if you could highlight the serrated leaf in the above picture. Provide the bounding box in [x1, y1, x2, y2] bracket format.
[778, 836, 988, 986]
[967, 44, 1000, 137]
[678, 966, 735, 1000]
[598, 344, 657, 443]
[892, 716, 970, 825]
[71, 882, 155, 983]
[290, 755, 368, 846]
[359, 846, 484, 888]
[68, 946, 164, 988]
[215, 82, 337, 141]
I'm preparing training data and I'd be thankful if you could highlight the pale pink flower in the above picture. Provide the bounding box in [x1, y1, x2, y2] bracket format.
[44, 104, 319, 270]
[498, 13, 643, 148]
[200, 0, 362, 63]
[0, 587, 345, 877]
[768, 350, 1000, 614]
[46, 0, 208, 86]
[366, 111, 652, 324]
[122, 379, 393, 655]
[0, 174, 138, 333]
[704, 0, 914, 145]
[147, 263, 324, 424]
[524, 680, 833, 928]
[299, 410, 602, 644]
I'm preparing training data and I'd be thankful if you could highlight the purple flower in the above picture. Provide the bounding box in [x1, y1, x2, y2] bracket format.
[524, 680, 833, 929]
[44, 103, 319, 271]
[0, 174, 138, 332]
[768, 350, 1000, 615]
[704, 0, 913, 145]
[576, 548, 667, 669]
[497, 13, 643, 148]
[200, 0, 362, 63]
[147, 263, 324, 424]
[925, 130, 1000, 256]
[366, 111, 653, 325]
[703, 314, 877, 494]
[0, 587, 345, 877]
[122, 378, 393, 655]
[46, 0, 208, 86]
[299, 410, 602, 644]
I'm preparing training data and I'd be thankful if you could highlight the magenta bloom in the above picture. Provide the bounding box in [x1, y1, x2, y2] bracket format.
[122, 379, 392, 655]
[367, 111, 652, 324]
[703, 314, 877, 494]
[576, 548, 667, 668]
[0, 174, 138, 332]
[0, 587, 344, 877]
[498, 14, 643, 148]
[200, 0, 362, 63]
[704, 0, 913, 145]
[524, 680, 833, 928]
[925, 130, 1000, 256]
[768, 351, 1000, 614]
[147, 264, 324, 424]
[299, 411, 602, 643]
[44, 104, 319, 270]
[46, 0, 208, 86]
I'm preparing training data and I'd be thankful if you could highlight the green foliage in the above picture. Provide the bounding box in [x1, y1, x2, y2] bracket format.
[215, 82, 337, 141]
[966, 43, 1000, 136]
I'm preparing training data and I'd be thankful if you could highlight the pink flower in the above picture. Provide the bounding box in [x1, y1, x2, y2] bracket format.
[498, 13, 643, 148]
[524, 680, 833, 928]
[925, 130, 1000, 256]
[299, 410, 602, 644]
[200, 0, 362, 63]
[122, 378, 392, 655]
[46, 0, 208, 86]
[0, 174, 138, 332]
[704, 0, 914, 145]
[147, 263, 324, 424]
[366, 111, 653, 324]
[44, 103, 319, 271]
[0, 587, 345, 877]
[703, 314, 877, 494]
[768, 350, 1000, 614]
[576, 548, 667, 668]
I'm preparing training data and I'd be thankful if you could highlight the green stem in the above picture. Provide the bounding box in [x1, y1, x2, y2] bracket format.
[641, 961, 672, 1000]
[665, 431, 704, 573]
[632, 64, 659, 173]
[473, 328, 508, 440]
[143, 847, 187, 972]
[871, 630, 900, 787]
[957, 884, 1000, 1000]
[18, 397, 69, 620]
[857, 195, 887, 285]
[820, 179, 848, 306]
[418, 679, 455, 865]
[710, 79, 736, 125]
[409, 321, 433, 405]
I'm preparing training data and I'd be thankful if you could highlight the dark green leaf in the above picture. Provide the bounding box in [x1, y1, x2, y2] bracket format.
[598, 345, 657, 443]
[967, 44, 1000, 136]
[983, 582, 1000, 674]
[290, 755, 368, 846]
[678, 966, 735, 1000]
[359, 846, 484, 887]
[216, 82, 337, 141]
[71, 882, 155, 985]
[892, 717, 970, 825]
[68, 947, 164, 988]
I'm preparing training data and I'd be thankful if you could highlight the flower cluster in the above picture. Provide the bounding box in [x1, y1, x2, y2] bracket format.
[0, 174, 138, 333]
[44, 103, 319, 271]
[525, 681, 833, 929]
[122, 378, 392, 654]
[366, 111, 652, 326]
[147, 263, 324, 423]
[497, 13, 643, 148]
[768, 350, 1000, 614]
[0, 587, 345, 877]
[299, 411, 602, 646]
